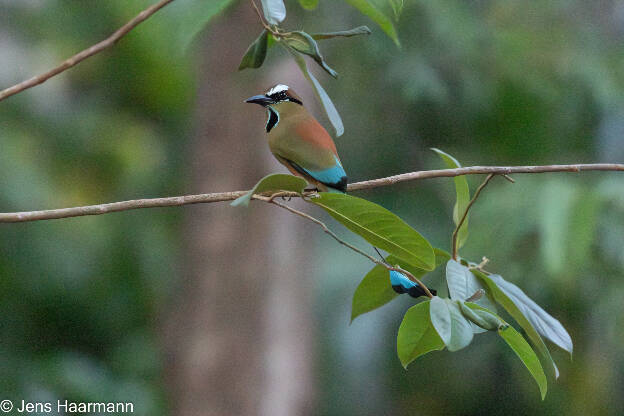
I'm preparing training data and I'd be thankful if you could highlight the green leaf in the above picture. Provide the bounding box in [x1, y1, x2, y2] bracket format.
[446, 260, 494, 308]
[267, 32, 277, 48]
[462, 302, 547, 399]
[351, 249, 447, 322]
[309, 193, 435, 270]
[432, 248, 451, 266]
[283, 31, 337, 78]
[231, 174, 307, 207]
[238, 30, 269, 70]
[539, 182, 601, 275]
[173, 0, 236, 52]
[260, 0, 286, 25]
[312, 26, 372, 40]
[461, 302, 507, 331]
[297, 0, 319, 10]
[486, 273, 572, 354]
[537, 180, 576, 275]
[429, 297, 473, 352]
[499, 325, 548, 400]
[387, 248, 448, 275]
[351, 264, 397, 322]
[388, 0, 404, 20]
[446, 260, 496, 334]
[565, 188, 601, 271]
[471, 270, 562, 379]
[344, 0, 400, 46]
[432, 148, 470, 249]
[289, 50, 344, 137]
[397, 301, 445, 368]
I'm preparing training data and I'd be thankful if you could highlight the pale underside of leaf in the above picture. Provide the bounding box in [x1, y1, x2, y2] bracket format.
[261, 0, 286, 25]
[289, 49, 344, 137]
[488, 274, 573, 354]
[446, 260, 496, 333]
[284, 31, 337, 78]
[472, 270, 561, 379]
[429, 297, 473, 352]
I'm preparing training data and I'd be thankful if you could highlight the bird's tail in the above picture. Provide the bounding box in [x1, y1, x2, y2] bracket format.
[375, 247, 436, 298]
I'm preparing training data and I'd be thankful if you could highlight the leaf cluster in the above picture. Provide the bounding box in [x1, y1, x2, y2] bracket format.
[233, 149, 574, 399]
[238, 0, 401, 136]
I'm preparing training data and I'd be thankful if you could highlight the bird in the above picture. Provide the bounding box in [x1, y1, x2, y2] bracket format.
[245, 84, 348, 193]
[390, 270, 437, 298]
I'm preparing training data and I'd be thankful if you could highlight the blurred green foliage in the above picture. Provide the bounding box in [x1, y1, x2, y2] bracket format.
[1, 0, 623, 415]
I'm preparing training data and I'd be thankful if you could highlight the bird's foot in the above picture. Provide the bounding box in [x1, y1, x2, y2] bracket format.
[266, 191, 296, 202]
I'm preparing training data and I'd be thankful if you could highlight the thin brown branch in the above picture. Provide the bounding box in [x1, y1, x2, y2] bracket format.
[249, 0, 274, 33]
[452, 174, 496, 260]
[266, 198, 433, 297]
[0, 163, 622, 223]
[0, 0, 175, 102]
[249, 0, 292, 38]
[347, 163, 624, 191]
[266, 198, 381, 264]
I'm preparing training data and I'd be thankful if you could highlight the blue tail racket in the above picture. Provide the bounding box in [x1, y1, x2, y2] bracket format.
[389, 270, 437, 298]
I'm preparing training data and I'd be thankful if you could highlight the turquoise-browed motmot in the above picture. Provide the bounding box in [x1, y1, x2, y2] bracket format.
[246, 86, 437, 297]
[245, 84, 348, 193]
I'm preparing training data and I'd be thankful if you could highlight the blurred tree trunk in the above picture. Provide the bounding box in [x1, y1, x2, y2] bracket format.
[163, 3, 315, 416]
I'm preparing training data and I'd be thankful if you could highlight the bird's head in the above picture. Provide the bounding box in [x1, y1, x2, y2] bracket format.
[245, 84, 303, 107]
[245, 84, 303, 133]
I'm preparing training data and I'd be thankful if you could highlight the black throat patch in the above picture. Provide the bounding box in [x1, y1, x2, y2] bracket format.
[266, 107, 279, 133]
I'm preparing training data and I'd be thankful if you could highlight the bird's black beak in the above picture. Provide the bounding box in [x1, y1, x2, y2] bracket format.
[245, 94, 274, 106]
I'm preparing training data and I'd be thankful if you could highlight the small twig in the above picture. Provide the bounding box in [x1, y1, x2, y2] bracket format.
[265, 191, 295, 202]
[0, 164, 622, 223]
[265, 197, 434, 297]
[249, 0, 291, 37]
[373, 247, 386, 262]
[249, 0, 274, 33]
[452, 174, 496, 260]
[0, 0, 175, 102]
[477, 256, 489, 269]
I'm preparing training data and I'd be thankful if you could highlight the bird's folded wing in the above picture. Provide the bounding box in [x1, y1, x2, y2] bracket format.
[288, 157, 347, 192]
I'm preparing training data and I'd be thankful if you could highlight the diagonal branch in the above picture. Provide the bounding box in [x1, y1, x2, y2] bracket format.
[0, 163, 622, 223]
[452, 173, 496, 260]
[0, 0, 175, 102]
[265, 197, 434, 297]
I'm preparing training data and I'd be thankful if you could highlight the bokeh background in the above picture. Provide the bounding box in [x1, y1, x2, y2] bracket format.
[1, 0, 623, 415]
